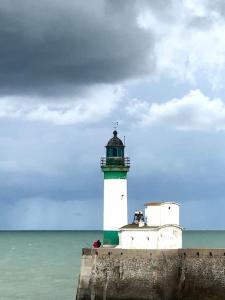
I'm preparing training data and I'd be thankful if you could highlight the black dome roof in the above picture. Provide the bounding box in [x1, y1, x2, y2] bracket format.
[106, 130, 124, 147]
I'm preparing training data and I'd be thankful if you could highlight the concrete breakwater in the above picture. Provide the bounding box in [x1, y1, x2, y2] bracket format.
[76, 248, 225, 300]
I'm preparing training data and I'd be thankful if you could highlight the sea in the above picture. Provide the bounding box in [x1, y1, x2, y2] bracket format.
[0, 230, 225, 300]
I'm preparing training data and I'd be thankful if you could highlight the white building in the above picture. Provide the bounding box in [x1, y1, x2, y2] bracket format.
[118, 202, 182, 249]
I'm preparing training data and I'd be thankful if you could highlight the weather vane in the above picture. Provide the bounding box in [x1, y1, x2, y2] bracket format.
[113, 121, 118, 130]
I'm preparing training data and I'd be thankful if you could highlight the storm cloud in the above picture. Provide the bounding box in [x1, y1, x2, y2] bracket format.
[0, 0, 154, 96]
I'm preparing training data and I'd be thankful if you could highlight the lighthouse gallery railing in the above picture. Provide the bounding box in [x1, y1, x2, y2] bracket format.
[100, 157, 130, 167]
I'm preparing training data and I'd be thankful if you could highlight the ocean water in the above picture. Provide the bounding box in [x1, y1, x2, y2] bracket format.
[0, 231, 102, 300]
[0, 230, 225, 300]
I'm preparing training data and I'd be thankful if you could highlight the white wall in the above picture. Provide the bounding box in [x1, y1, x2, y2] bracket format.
[145, 203, 179, 226]
[119, 230, 158, 249]
[157, 226, 182, 249]
[145, 206, 161, 226]
[119, 226, 182, 249]
[104, 179, 127, 231]
[160, 203, 179, 226]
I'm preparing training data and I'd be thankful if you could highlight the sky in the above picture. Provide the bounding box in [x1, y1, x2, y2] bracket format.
[1, 0, 225, 229]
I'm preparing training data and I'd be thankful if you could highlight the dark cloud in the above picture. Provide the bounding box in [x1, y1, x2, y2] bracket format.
[0, 0, 154, 96]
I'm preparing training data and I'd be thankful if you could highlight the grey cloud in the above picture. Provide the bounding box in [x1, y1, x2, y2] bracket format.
[207, 0, 225, 16]
[125, 127, 225, 200]
[186, 0, 225, 29]
[0, 197, 102, 229]
[0, 0, 154, 96]
[187, 16, 214, 30]
[0, 121, 106, 207]
[1, 120, 225, 229]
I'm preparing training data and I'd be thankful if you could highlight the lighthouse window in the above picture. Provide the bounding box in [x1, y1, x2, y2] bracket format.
[107, 148, 118, 157]
[118, 148, 124, 157]
[107, 147, 124, 157]
[112, 148, 117, 156]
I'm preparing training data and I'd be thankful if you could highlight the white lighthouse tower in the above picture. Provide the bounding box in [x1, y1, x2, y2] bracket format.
[101, 130, 130, 245]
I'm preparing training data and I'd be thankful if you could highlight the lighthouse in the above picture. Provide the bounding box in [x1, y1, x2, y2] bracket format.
[101, 130, 130, 245]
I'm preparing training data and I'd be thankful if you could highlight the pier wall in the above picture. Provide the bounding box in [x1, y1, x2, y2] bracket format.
[76, 248, 225, 300]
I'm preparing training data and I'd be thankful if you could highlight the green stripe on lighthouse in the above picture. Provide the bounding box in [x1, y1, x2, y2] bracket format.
[104, 171, 127, 179]
[103, 230, 119, 245]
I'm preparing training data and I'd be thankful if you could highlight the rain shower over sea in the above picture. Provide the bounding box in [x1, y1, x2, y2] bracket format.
[0, 230, 224, 300]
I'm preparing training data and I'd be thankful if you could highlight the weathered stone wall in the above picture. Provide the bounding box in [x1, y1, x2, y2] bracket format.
[76, 248, 225, 300]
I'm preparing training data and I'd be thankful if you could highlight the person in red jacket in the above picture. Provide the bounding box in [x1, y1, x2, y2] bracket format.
[92, 240, 101, 248]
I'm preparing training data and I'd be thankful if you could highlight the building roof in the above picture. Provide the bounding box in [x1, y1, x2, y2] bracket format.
[120, 223, 183, 231]
[144, 202, 162, 206]
[106, 130, 124, 147]
[120, 224, 158, 229]
[144, 201, 179, 206]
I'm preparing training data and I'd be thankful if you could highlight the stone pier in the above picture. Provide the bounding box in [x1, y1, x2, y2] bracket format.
[76, 248, 225, 300]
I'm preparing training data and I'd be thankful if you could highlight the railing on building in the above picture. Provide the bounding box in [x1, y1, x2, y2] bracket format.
[100, 157, 130, 167]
